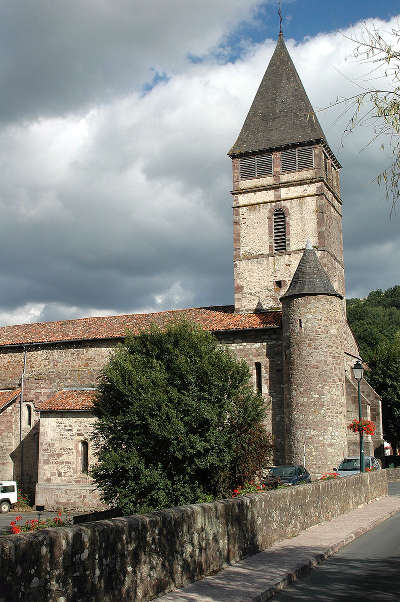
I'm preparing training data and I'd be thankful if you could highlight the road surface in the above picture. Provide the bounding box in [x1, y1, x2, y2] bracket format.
[273, 482, 400, 601]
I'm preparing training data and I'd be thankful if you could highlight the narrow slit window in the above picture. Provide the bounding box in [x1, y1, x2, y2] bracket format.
[255, 362, 262, 394]
[273, 209, 287, 252]
[324, 153, 329, 174]
[27, 405, 32, 427]
[81, 441, 89, 474]
[299, 319, 303, 329]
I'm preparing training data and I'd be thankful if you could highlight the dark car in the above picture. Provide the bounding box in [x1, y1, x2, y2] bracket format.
[265, 465, 311, 486]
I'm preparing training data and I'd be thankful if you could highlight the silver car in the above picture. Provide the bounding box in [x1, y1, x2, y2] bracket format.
[335, 456, 381, 477]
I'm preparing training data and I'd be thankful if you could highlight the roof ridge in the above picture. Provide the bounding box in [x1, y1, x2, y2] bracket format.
[0, 304, 236, 331]
[0, 306, 282, 347]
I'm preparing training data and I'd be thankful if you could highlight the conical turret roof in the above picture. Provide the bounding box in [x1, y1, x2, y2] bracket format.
[280, 242, 343, 300]
[229, 34, 327, 157]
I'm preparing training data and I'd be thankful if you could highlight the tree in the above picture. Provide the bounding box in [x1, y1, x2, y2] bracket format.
[347, 287, 400, 362]
[347, 285, 400, 450]
[91, 320, 272, 514]
[330, 24, 400, 209]
[368, 337, 400, 454]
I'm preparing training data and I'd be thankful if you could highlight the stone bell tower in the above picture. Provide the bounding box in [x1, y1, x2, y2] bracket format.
[228, 33, 345, 313]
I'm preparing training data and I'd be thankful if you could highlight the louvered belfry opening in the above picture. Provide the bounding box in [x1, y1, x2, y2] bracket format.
[281, 146, 314, 173]
[273, 209, 286, 252]
[239, 152, 273, 180]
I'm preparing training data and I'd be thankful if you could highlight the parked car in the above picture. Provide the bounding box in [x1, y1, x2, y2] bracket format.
[0, 481, 17, 513]
[334, 456, 381, 477]
[265, 465, 311, 486]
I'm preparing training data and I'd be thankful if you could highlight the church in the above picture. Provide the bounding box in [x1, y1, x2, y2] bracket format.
[0, 33, 383, 511]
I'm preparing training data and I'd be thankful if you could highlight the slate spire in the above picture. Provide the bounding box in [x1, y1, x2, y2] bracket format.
[280, 243, 343, 300]
[229, 34, 327, 157]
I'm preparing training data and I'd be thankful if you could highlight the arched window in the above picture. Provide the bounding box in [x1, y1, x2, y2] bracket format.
[81, 441, 89, 474]
[27, 405, 32, 427]
[273, 209, 287, 252]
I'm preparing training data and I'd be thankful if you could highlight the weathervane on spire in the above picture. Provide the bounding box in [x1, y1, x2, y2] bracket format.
[278, 1, 283, 35]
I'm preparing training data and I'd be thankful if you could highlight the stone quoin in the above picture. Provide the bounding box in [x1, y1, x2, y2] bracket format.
[0, 33, 383, 510]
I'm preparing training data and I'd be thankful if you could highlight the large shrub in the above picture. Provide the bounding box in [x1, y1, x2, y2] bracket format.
[91, 320, 272, 514]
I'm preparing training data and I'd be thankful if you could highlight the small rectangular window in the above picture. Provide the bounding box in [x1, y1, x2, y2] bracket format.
[297, 147, 314, 169]
[255, 362, 262, 394]
[239, 153, 273, 180]
[256, 153, 273, 177]
[281, 147, 314, 173]
[239, 156, 256, 179]
[281, 148, 297, 173]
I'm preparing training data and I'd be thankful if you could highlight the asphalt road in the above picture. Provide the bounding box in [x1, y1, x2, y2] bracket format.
[273, 481, 400, 601]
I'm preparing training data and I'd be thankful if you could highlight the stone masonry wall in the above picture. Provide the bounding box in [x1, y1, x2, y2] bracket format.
[0, 329, 284, 510]
[0, 402, 18, 481]
[35, 411, 106, 511]
[282, 294, 347, 473]
[233, 144, 344, 312]
[0, 471, 387, 601]
[0, 400, 40, 497]
[0, 341, 117, 504]
[217, 328, 284, 464]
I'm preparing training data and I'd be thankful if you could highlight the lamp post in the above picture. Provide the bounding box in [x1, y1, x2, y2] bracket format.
[352, 360, 364, 473]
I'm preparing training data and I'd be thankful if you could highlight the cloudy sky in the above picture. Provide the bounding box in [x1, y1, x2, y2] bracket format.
[0, 0, 399, 326]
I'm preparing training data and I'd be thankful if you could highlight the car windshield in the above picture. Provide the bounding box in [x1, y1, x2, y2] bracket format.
[270, 466, 297, 478]
[338, 459, 360, 471]
[0, 485, 15, 493]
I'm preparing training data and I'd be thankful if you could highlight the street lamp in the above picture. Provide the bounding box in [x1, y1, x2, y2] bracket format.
[352, 360, 364, 473]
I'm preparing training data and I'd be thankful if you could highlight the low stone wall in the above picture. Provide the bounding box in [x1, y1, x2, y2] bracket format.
[0, 471, 387, 602]
[35, 482, 107, 512]
[385, 467, 400, 481]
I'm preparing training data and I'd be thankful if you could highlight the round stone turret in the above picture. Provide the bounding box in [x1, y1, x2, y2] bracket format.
[281, 244, 347, 474]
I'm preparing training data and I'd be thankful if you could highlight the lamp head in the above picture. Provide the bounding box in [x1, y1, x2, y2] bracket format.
[352, 360, 364, 381]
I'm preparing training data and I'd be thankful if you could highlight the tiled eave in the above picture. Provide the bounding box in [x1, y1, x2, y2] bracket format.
[0, 306, 282, 349]
[37, 389, 96, 412]
[0, 388, 21, 412]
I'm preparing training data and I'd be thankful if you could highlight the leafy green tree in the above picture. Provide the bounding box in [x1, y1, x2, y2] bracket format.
[347, 285, 400, 449]
[347, 287, 400, 362]
[91, 320, 272, 514]
[368, 337, 400, 453]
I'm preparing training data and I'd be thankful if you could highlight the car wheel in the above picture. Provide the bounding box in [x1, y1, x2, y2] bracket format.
[0, 500, 10, 513]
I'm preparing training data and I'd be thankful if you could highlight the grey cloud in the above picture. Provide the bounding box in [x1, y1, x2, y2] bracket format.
[0, 0, 263, 124]
[0, 14, 399, 327]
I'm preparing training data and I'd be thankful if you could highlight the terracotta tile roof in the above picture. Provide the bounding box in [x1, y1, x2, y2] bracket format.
[0, 305, 281, 347]
[38, 390, 96, 411]
[0, 388, 21, 411]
